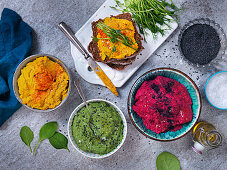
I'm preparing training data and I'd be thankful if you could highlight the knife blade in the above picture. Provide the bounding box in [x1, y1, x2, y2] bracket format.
[58, 22, 118, 96]
[87, 57, 118, 96]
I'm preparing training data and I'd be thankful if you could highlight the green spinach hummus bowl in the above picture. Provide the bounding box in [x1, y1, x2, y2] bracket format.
[68, 99, 127, 158]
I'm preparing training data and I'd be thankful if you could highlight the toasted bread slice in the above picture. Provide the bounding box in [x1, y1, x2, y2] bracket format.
[88, 13, 143, 70]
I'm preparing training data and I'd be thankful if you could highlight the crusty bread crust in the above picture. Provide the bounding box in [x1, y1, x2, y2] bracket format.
[88, 13, 143, 70]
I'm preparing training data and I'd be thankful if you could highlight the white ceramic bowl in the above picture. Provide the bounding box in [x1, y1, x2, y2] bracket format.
[205, 71, 227, 110]
[68, 99, 127, 158]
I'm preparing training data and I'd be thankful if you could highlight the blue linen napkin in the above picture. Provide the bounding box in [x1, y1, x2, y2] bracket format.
[0, 8, 32, 126]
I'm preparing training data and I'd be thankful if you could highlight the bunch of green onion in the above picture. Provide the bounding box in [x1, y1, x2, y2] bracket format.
[111, 0, 179, 39]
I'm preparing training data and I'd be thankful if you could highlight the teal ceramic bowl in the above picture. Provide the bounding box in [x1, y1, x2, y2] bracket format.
[128, 68, 201, 141]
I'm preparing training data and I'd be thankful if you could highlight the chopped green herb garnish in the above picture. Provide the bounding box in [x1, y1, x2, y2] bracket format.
[93, 21, 137, 58]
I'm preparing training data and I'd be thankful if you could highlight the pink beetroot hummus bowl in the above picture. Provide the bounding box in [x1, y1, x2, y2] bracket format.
[128, 68, 201, 141]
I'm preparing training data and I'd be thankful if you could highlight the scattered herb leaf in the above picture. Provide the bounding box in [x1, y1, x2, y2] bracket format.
[112, 45, 116, 52]
[20, 126, 34, 153]
[92, 36, 98, 42]
[156, 152, 180, 170]
[49, 132, 70, 152]
[33, 122, 57, 155]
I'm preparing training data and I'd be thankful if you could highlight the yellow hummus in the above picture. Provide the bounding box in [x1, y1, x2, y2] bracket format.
[97, 17, 138, 60]
[17, 56, 69, 110]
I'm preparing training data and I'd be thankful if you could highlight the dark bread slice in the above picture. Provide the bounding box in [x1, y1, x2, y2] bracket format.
[88, 13, 143, 63]
[107, 59, 138, 70]
[88, 13, 143, 69]
[107, 63, 129, 70]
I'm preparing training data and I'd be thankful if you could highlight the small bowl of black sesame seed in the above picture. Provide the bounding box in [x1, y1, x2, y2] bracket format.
[178, 18, 226, 68]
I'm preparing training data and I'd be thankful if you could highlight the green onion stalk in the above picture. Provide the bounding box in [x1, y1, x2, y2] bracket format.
[111, 0, 180, 39]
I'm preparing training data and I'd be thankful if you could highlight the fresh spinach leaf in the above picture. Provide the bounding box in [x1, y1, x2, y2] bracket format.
[49, 132, 70, 152]
[20, 126, 34, 153]
[39, 122, 58, 141]
[156, 152, 180, 170]
[33, 122, 57, 155]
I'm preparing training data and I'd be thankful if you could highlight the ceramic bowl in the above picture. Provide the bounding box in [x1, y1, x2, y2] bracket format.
[205, 71, 227, 110]
[13, 54, 71, 112]
[68, 99, 127, 158]
[128, 68, 201, 141]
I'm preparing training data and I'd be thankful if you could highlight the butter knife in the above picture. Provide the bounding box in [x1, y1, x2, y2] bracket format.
[58, 22, 118, 96]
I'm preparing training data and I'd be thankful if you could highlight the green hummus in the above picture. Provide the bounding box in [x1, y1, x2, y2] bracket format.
[72, 101, 124, 155]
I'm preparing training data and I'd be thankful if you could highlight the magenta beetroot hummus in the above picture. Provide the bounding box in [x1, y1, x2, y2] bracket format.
[133, 76, 193, 134]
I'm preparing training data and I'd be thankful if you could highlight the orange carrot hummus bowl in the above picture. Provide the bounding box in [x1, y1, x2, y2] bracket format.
[13, 54, 71, 112]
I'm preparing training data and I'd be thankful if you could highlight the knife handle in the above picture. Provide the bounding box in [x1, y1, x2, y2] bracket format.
[58, 22, 90, 59]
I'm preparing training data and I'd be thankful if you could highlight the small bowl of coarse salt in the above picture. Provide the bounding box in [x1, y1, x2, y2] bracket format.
[205, 71, 227, 110]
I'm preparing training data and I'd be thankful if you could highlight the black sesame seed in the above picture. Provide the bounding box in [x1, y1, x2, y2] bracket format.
[180, 24, 221, 65]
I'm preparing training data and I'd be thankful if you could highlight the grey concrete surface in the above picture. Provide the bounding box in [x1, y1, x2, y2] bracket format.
[0, 0, 226, 169]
